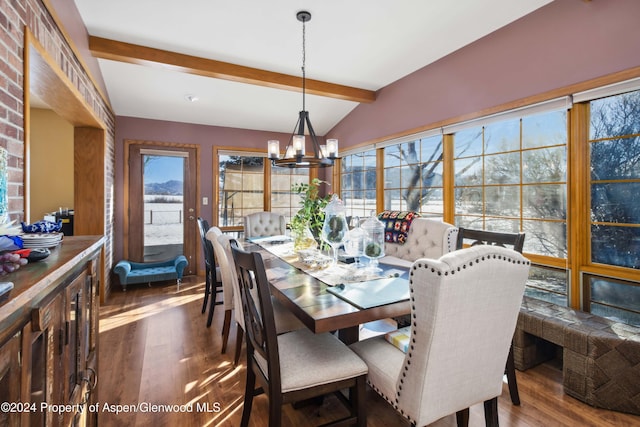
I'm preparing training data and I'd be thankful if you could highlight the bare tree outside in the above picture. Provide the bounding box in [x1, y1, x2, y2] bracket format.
[590, 90, 640, 270]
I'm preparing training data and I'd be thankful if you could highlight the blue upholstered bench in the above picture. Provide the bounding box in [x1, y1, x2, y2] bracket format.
[114, 256, 188, 291]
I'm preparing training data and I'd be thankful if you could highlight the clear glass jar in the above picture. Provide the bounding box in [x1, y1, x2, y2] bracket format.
[320, 195, 349, 266]
[361, 210, 385, 273]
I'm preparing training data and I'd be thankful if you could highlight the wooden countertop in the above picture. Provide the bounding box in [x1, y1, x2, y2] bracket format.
[0, 235, 104, 344]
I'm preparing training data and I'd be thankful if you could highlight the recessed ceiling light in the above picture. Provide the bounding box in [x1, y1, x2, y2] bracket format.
[185, 94, 199, 102]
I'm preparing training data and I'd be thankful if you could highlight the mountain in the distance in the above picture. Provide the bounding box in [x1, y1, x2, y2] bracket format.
[145, 180, 183, 195]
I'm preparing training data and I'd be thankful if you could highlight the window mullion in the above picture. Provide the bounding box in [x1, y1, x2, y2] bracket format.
[568, 103, 590, 310]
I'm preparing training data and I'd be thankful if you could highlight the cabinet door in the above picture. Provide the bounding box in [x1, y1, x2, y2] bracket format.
[63, 271, 87, 426]
[83, 258, 99, 427]
[25, 293, 64, 427]
[63, 263, 100, 427]
[0, 332, 21, 427]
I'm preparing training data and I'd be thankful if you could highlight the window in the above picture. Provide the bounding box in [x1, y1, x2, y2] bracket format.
[341, 149, 377, 219]
[586, 89, 640, 326]
[271, 166, 309, 224]
[453, 110, 568, 257]
[218, 154, 264, 227]
[382, 135, 444, 218]
[216, 150, 312, 230]
[587, 275, 640, 326]
[589, 89, 640, 270]
[452, 109, 569, 305]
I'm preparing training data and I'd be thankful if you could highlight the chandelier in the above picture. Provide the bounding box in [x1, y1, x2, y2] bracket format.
[268, 11, 338, 168]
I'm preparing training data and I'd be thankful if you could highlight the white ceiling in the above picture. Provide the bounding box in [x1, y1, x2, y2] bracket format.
[73, 0, 552, 135]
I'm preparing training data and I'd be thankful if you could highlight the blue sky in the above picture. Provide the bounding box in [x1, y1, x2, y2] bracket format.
[143, 155, 184, 183]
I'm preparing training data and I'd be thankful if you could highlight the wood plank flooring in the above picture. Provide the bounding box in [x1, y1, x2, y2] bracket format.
[98, 276, 640, 427]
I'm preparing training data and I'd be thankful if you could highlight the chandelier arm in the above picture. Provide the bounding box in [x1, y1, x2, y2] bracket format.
[280, 113, 303, 155]
[304, 112, 322, 158]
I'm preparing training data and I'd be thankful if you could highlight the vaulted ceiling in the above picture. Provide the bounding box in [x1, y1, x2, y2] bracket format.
[73, 0, 552, 134]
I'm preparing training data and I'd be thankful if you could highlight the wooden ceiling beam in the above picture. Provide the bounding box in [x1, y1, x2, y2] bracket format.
[89, 36, 376, 103]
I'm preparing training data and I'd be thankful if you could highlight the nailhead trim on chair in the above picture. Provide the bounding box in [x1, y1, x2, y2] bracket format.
[376, 252, 531, 425]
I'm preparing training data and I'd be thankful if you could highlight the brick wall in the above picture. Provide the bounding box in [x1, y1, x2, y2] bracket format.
[0, 0, 115, 294]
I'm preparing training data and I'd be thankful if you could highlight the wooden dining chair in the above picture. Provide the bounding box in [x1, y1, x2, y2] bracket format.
[350, 245, 531, 427]
[197, 218, 223, 327]
[197, 218, 216, 315]
[456, 227, 526, 406]
[230, 241, 368, 427]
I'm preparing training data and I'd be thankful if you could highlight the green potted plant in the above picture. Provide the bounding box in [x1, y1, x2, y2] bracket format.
[290, 178, 331, 249]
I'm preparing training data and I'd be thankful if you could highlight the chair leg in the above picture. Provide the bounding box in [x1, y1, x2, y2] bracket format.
[483, 397, 499, 427]
[456, 408, 469, 427]
[240, 363, 256, 427]
[506, 342, 520, 405]
[206, 283, 218, 328]
[234, 327, 244, 366]
[221, 310, 232, 354]
[201, 266, 211, 314]
[269, 391, 283, 427]
[353, 375, 366, 427]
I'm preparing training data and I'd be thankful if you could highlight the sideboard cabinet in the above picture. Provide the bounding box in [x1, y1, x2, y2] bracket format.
[0, 236, 103, 427]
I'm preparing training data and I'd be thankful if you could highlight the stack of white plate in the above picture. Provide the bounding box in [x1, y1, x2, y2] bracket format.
[20, 232, 63, 249]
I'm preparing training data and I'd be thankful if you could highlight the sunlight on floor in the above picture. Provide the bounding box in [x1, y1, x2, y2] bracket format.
[99, 293, 202, 332]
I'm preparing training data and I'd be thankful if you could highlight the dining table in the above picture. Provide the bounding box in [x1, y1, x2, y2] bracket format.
[245, 236, 412, 344]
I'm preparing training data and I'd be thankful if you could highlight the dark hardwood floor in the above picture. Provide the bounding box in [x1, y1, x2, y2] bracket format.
[98, 276, 640, 427]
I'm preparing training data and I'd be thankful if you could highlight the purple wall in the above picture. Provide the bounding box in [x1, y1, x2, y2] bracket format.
[326, 0, 640, 146]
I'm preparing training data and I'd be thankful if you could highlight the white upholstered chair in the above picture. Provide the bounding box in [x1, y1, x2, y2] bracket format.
[350, 245, 530, 427]
[381, 217, 458, 269]
[231, 241, 368, 427]
[376, 217, 458, 333]
[243, 212, 286, 238]
[212, 234, 302, 365]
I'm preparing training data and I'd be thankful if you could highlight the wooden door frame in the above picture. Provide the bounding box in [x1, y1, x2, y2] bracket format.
[124, 140, 200, 275]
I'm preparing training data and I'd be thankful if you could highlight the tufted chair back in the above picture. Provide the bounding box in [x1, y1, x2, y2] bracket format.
[383, 218, 458, 262]
[350, 245, 530, 427]
[243, 212, 286, 238]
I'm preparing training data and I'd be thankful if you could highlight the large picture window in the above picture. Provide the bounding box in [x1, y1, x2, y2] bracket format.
[452, 110, 568, 257]
[587, 89, 640, 324]
[452, 109, 568, 304]
[589, 89, 640, 270]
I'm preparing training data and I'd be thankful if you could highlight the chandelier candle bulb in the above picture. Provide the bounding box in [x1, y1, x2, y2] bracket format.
[293, 135, 305, 156]
[326, 139, 339, 158]
[268, 140, 280, 159]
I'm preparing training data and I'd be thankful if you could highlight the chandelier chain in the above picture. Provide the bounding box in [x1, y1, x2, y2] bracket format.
[301, 17, 306, 112]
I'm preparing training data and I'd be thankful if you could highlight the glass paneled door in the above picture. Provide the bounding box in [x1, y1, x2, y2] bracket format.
[128, 143, 197, 275]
